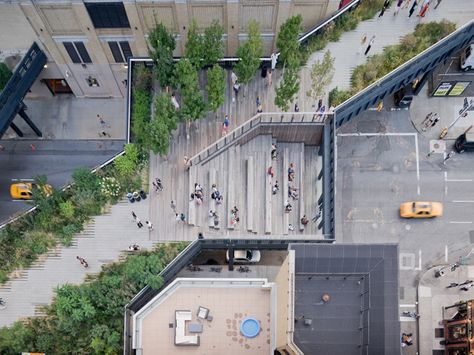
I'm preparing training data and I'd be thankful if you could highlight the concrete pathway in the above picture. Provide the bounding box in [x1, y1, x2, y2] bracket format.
[3, 96, 125, 140]
[300, 0, 474, 96]
[0, 198, 155, 327]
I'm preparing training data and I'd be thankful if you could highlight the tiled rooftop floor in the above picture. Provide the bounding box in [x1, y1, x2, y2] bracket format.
[139, 286, 272, 354]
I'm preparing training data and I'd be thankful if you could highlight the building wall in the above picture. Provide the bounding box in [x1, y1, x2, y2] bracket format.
[1, 0, 339, 98]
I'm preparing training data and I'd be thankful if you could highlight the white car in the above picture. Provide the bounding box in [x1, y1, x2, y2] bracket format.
[226, 249, 261, 263]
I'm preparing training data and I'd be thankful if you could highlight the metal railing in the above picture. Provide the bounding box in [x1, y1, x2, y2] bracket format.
[189, 111, 329, 166]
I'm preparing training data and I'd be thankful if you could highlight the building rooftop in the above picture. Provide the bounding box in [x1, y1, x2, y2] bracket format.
[132, 278, 274, 354]
[289, 243, 400, 355]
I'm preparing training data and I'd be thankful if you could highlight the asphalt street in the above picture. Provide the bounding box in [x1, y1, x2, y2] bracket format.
[336, 109, 474, 308]
[0, 139, 125, 223]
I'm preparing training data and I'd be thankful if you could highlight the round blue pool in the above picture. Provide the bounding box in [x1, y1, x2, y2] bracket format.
[240, 317, 260, 338]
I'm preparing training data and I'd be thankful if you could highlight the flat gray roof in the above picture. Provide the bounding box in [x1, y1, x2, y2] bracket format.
[289, 243, 400, 355]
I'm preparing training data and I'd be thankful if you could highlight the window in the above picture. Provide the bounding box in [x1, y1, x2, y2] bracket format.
[85, 2, 130, 29]
[63, 42, 92, 64]
[108, 41, 133, 63]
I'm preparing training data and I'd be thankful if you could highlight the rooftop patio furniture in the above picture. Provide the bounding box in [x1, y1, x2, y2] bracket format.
[175, 310, 200, 346]
[188, 323, 203, 333]
[197, 306, 210, 320]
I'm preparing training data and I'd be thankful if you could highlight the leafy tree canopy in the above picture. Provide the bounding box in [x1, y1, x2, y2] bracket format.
[173, 59, 206, 121]
[306, 50, 335, 102]
[148, 22, 176, 88]
[202, 20, 224, 67]
[234, 20, 263, 84]
[206, 64, 226, 112]
[185, 19, 205, 68]
[276, 15, 303, 67]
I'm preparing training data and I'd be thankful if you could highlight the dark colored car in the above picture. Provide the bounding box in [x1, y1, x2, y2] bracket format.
[394, 86, 415, 108]
[454, 133, 474, 153]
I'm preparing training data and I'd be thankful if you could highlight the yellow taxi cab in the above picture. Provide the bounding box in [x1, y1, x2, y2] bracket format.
[399, 201, 443, 218]
[10, 182, 53, 200]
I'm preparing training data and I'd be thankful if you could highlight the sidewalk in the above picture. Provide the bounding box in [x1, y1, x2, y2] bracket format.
[300, 0, 474, 96]
[418, 262, 474, 354]
[0, 198, 155, 327]
[410, 85, 473, 141]
[2, 96, 125, 140]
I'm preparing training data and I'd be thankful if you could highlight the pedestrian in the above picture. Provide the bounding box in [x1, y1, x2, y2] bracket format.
[301, 215, 309, 226]
[132, 211, 137, 221]
[221, 114, 229, 136]
[156, 178, 163, 191]
[136, 218, 143, 228]
[446, 282, 459, 288]
[231, 71, 238, 85]
[270, 52, 277, 70]
[288, 163, 295, 181]
[176, 213, 181, 222]
[460, 280, 473, 286]
[408, 0, 418, 17]
[233, 81, 240, 99]
[443, 150, 455, 165]
[256, 96, 263, 113]
[99, 131, 111, 138]
[146, 220, 153, 230]
[180, 213, 186, 223]
[267, 69, 273, 86]
[421, 112, 433, 127]
[171, 93, 180, 110]
[170, 200, 176, 212]
[271, 143, 278, 160]
[272, 181, 279, 195]
[431, 116, 440, 128]
[418, 0, 430, 17]
[364, 36, 375, 55]
[97, 114, 110, 128]
[361, 34, 367, 46]
[288, 223, 295, 231]
[460, 282, 474, 291]
[284, 200, 292, 213]
[433, 0, 441, 8]
[378, 0, 390, 18]
[267, 166, 275, 178]
[317, 98, 323, 111]
[394, 0, 404, 15]
[294, 103, 300, 112]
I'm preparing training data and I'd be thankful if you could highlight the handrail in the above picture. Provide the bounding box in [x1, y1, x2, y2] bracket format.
[189, 111, 329, 166]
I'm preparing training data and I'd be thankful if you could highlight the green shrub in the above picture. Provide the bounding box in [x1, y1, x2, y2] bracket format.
[349, 20, 456, 95]
[0, 62, 11, 91]
[59, 201, 75, 219]
[329, 87, 352, 106]
[114, 144, 139, 177]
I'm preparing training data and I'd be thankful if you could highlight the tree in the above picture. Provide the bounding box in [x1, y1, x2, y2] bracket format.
[276, 15, 303, 67]
[206, 64, 225, 113]
[173, 59, 206, 121]
[234, 20, 263, 84]
[185, 19, 204, 68]
[148, 22, 176, 88]
[144, 93, 178, 156]
[114, 144, 140, 176]
[274, 64, 300, 111]
[306, 50, 335, 102]
[202, 20, 224, 67]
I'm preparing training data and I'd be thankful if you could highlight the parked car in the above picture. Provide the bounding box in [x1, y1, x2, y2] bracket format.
[10, 182, 53, 200]
[226, 249, 261, 263]
[400, 201, 443, 218]
[454, 132, 474, 153]
[460, 44, 474, 72]
[394, 85, 415, 108]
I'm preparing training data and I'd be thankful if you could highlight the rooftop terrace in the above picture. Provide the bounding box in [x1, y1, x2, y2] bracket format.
[132, 278, 274, 355]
